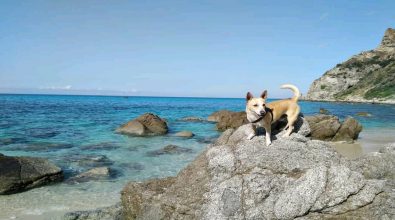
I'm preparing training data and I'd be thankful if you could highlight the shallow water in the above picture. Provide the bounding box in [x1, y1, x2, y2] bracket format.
[0, 94, 394, 219]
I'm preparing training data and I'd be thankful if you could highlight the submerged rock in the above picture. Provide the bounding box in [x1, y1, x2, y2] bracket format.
[178, 116, 206, 122]
[146, 145, 192, 157]
[63, 203, 123, 220]
[121, 117, 391, 219]
[10, 142, 74, 152]
[0, 153, 63, 194]
[66, 167, 111, 184]
[116, 113, 168, 136]
[356, 111, 372, 117]
[319, 108, 331, 115]
[81, 142, 121, 151]
[174, 131, 194, 138]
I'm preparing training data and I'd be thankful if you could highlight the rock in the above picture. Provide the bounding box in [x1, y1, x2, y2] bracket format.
[319, 108, 330, 114]
[305, 28, 395, 104]
[81, 142, 120, 151]
[116, 113, 168, 136]
[9, 142, 74, 152]
[146, 145, 192, 157]
[208, 110, 248, 131]
[121, 120, 390, 219]
[178, 117, 206, 122]
[305, 114, 362, 142]
[332, 117, 363, 142]
[305, 114, 342, 141]
[63, 203, 123, 220]
[356, 112, 372, 117]
[66, 167, 111, 184]
[0, 153, 63, 194]
[174, 131, 194, 138]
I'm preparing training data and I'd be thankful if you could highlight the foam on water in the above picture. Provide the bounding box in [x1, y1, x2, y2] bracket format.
[0, 94, 394, 219]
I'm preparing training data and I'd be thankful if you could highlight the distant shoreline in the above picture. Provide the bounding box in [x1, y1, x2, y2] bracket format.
[300, 97, 395, 105]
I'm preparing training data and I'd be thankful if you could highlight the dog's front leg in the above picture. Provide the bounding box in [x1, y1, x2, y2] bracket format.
[246, 123, 256, 140]
[264, 125, 272, 146]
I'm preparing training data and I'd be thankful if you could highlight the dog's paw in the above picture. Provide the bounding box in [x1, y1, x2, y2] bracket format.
[266, 140, 272, 146]
[247, 133, 255, 140]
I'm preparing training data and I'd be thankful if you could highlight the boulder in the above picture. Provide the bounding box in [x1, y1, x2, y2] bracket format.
[66, 167, 111, 184]
[174, 131, 194, 138]
[116, 113, 168, 136]
[305, 114, 341, 141]
[0, 153, 63, 194]
[121, 118, 392, 219]
[146, 145, 192, 157]
[208, 110, 248, 131]
[332, 117, 363, 142]
[305, 114, 362, 142]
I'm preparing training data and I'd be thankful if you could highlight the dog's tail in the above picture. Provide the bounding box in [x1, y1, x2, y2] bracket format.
[280, 84, 300, 102]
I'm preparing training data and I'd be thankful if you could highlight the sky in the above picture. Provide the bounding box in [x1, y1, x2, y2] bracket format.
[0, 0, 394, 98]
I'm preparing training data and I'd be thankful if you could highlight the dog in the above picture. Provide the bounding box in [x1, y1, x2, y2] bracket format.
[245, 84, 300, 146]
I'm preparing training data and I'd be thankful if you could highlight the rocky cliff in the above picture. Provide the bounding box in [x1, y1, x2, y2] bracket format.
[305, 28, 395, 104]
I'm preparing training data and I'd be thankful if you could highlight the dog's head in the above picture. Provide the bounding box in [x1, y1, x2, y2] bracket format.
[246, 91, 267, 117]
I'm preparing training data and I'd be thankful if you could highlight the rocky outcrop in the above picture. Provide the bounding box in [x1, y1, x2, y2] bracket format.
[207, 110, 248, 131]
[0, 153, 63, 194]
[121, 116, 392, 219]
[305, 114, 362, 142]
[116, 113, 168, 136]
[178, 117, 206, 122]
[305, 28, 395, 104]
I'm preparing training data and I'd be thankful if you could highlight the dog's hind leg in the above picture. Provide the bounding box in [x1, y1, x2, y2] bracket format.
[264, 124, 272, 146]
[283, 107, 300, 137]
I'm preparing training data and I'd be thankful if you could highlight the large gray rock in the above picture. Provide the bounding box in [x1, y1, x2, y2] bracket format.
[0, 153, 63, 194]
[66, 167, 111, 184]
[332, 117, 363, 141]
[116, 113, 168, 136]
[121, 118, 393, 219]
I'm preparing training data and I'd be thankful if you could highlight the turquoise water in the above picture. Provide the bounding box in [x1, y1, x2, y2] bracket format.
[0, 94, 395, 219]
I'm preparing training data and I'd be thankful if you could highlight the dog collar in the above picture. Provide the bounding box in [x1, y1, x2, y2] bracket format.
[249, 107, 273, 124]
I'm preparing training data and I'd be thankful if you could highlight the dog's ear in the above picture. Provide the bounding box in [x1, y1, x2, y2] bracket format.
[261, 90, 267, 99]
[246, 92, 253, 101]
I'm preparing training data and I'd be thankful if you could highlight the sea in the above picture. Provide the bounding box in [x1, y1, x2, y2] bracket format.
[0, 94, 394, 219]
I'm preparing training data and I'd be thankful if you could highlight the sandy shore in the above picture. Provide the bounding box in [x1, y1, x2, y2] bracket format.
[331, 127, 395, 159]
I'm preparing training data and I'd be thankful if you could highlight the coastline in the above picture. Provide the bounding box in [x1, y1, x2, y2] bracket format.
[300, 97, 395, 105]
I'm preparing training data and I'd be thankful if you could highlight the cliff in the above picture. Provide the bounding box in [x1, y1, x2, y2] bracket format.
[305, 28, 395, 104]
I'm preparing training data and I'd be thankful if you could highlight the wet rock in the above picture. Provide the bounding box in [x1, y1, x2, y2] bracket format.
[356, 112, 372, 117]
[207, 110, 232, 122]
[0, 153, 63, 194]
[66, 167, 111, 184]
[27, 128, 60, 138]
[63, 203, 123, 220]
[319, 108, 331, 114]
[10, 142, 74, 152]
[81, 142, 121, 151]
[174, 131, 194, 138]
[146, 145, 192, 157]
[0, 137, 26, 146]
[178, 117, 206, 122]
[121, 121, 389, 219]
[116, 113, 168, 136]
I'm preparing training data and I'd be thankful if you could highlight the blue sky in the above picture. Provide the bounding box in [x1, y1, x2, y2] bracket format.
[0, 0, 394, 98]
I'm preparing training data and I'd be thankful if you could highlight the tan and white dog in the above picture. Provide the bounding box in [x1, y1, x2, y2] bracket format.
[245, 84, 301, 146]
